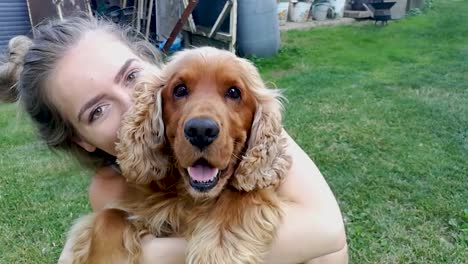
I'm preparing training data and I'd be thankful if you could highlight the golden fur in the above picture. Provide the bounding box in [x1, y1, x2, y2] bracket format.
[61, 47, 291, 264]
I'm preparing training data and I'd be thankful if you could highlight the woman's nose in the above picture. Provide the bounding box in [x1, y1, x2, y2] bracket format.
[117, 86, 133, 112]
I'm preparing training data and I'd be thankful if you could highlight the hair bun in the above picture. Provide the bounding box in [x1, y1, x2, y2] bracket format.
[0, 35, 33, 102]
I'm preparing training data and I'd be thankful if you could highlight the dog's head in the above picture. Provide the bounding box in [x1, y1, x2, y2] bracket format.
[117, 47, 291, 198]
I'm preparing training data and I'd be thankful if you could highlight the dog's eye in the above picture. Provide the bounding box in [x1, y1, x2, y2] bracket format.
[173, 84, 189, 98]
[225, 87, 241, 100]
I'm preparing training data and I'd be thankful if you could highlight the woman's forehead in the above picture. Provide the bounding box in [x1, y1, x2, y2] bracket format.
[72, 31, 137, 67]
[52, 31, 138, 85]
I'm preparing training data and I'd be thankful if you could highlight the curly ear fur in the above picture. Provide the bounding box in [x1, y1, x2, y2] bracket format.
[231, 58, 292, 191]
[116, 69, 169, 185]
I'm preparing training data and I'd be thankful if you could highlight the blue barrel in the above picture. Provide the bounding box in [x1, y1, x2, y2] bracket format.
[236, 0, 280, 58]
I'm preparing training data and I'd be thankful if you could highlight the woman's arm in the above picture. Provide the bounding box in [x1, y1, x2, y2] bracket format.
[265, 131, 347, 263]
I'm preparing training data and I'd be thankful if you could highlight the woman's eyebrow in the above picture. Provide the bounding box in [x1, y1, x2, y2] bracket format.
[77, 93, 106, 122]
[114, 58, 137, 84]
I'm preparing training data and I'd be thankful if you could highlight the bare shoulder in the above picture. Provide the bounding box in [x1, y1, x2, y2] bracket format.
[278, 130, 340, 208]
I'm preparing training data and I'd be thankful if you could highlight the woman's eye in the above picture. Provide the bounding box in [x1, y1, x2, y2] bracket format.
[125, 70, 141, 84]
[173, 84, 189, 99]
[225, 87, 241, 100]
[88, 105, 108, 123]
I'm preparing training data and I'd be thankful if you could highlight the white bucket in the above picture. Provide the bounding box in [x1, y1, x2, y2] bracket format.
[277, 2, 289, 26]
[312, 3, 330, 21]
[330, 0, 346, 18]
[289, 2, 312, 22]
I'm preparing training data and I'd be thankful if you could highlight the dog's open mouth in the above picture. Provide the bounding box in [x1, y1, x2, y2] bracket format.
[187, 159, 220, 192]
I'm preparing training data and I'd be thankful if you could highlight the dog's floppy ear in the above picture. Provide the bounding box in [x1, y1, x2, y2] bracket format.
[231, 59, 292, 192]
[115, 70, 169, 185]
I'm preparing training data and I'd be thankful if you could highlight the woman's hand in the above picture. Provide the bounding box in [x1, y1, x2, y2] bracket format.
[140, 235, 187, 264]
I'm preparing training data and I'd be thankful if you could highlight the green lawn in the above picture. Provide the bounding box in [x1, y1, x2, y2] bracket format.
[1, 0, 467, 262]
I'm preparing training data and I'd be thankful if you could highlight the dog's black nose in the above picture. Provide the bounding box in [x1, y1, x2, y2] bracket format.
[184, 118, 219, 149]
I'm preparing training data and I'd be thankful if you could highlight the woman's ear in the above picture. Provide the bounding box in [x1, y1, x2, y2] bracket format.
[73, 137, 97, 153]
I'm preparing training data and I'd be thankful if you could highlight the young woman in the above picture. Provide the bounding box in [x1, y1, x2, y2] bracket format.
[1, 15, 347, 264]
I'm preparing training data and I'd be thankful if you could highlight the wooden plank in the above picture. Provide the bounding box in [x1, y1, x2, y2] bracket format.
[86, 0, 92, 16]
[156, 0, 182, 41]
[229, 0, 237, 52]
[142, 0, 147, 20]
[131, 0, 136, 28]
[145, 0, 154, 40]
[362, 3, 374, 18]
[136, 0, 142, 32]
[183, 0, 197, 32]
[208, 1, 232, 38]
[154, 0, 157, 37]
[143, 0, 147, 28]
[55, 2, 63, 20]
[191, 25, 232, 43]
[190, 34, 229, 50]
[163, 0, 198, 53]
[343, 10, 372, 18]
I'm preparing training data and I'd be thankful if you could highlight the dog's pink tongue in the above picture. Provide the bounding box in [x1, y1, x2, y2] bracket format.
[188, 165, 219, 182]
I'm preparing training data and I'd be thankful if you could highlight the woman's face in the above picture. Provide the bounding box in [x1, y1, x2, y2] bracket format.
[48, 30, 150, 156]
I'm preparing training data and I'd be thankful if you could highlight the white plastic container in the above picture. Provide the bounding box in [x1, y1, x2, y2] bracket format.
[312, 3, 331, 21]
[289, 2, 312, 22]
[330, 0, 346, 18]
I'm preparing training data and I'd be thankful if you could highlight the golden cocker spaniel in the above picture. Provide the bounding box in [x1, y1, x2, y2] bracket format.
[63, 47, 291, 264]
